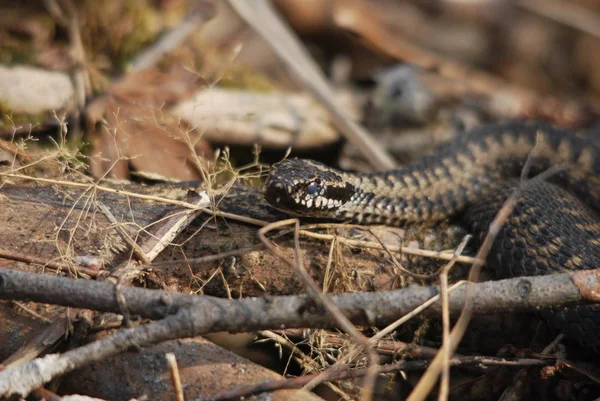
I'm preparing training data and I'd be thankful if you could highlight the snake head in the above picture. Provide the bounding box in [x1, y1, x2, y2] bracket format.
[264, 158, 354, 217]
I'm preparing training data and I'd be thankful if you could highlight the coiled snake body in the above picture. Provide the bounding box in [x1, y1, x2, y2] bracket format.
[264, 121, 600, 348]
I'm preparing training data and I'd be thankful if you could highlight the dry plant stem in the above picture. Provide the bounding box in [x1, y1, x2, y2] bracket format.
[137, 191, 210, 260]
[367, 228, 442, 279]
[370, 282, 465, 343]
[407, 196, 517, 401]
[130, 1, 216, 72]
[43, 0, 91, 140]
[228, 0, 396, 170]
[323, 237, 337, 292]
[258, 219, 380, 401]
[305, 241, 468, 398]
[278, 329, 453, 359]
[438, 236, 471, 401]
[0, 173, 268, 227]
[0, 248, 99, 277]
[150, 229, 477, 269]
[12, 302, 52, 323]
[258, 330, 349, 398]
[301, 230, 477, 264]
[198, 356, 552, 401]
[499, 334, 566, 401]
[303, 280, 465, 392]
[166, 353, 185, 401]
[96, 202, 151, 264]
[148, 244, 265, 268]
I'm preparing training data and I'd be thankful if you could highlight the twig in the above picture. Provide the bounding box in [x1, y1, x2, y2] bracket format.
[2, 262, 600, 398]
[166, 353, 185, 401]
[367, 227, 443, 280]
[257, 330, 349, 398]
[228, 0, 396, 170]
[277, 328, 453, 359]
[106, 190, 210, 283]
[148, 244, 265, 268]
[149, 229, 478, 269]
[96, 202, 151, 265]
[196, 355, 553, 401]
[301, 230, 478, 264]
[130, 2, 216, 72]
[0, 248, 99, 277]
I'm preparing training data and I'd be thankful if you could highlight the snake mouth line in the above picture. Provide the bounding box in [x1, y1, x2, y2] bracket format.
[264, 158, 354, 216]
[264, 178, 347, 216]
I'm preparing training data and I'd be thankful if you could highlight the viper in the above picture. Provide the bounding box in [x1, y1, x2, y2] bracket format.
[264, 121, 600, 348]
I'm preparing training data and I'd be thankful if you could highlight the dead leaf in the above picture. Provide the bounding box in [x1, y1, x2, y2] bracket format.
[87, 67, 212, 180]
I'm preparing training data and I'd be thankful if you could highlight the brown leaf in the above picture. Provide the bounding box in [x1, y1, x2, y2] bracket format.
[87, 67, 211, 180]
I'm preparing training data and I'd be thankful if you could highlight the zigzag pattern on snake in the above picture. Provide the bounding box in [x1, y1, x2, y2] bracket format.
[264, 121, 600, 348]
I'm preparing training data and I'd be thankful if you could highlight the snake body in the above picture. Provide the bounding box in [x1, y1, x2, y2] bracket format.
[264, 121, 600, 347]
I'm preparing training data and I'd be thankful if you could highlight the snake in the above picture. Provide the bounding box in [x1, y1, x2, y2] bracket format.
[264, 120, 600, 348]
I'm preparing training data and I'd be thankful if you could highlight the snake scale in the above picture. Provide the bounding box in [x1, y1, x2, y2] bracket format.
[264, 121, 600, 348]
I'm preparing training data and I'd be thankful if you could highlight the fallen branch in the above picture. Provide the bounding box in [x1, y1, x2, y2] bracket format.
[1, 266, 599, 397]
[1, 266, 600, 328]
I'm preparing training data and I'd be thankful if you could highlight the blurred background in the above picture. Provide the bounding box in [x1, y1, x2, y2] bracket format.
[2, 0, 600, 180]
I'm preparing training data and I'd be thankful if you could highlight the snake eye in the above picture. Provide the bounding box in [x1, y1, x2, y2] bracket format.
[306, 181, 319, 195]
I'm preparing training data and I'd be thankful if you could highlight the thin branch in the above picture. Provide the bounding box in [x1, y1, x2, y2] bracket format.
[197, 355, 553, 401]
[0, 248, 99, 278]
